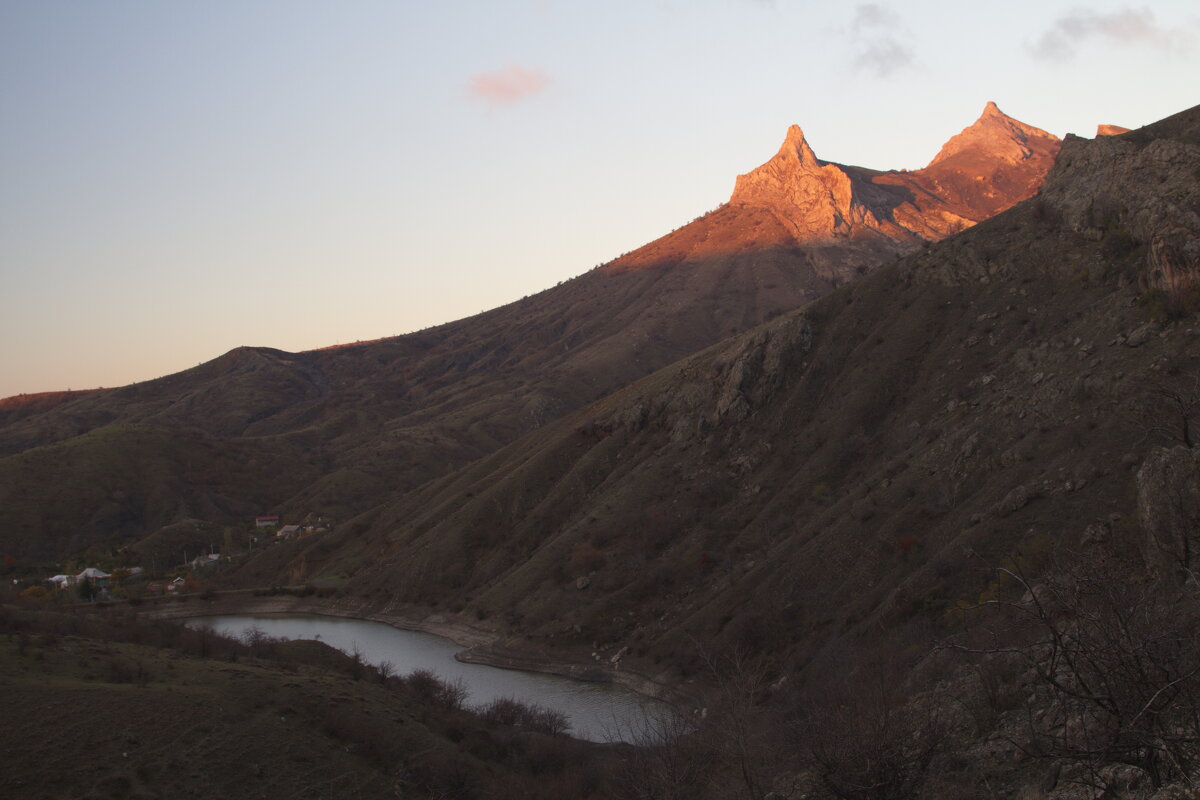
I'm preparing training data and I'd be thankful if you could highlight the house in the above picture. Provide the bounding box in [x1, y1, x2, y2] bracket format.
[255, 515, 280, 528]
[190, 553, 221, 569]
[47, 574, 72, 590]
[276, 524, 301, 539]
[76, 567, 111, 586]
[167, 577, 186, 592]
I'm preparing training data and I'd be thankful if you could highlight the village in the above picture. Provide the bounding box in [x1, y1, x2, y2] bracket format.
[21, 514, 330, 603]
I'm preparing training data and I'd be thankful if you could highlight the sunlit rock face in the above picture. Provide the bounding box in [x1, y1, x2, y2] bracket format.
[1097, 124, 1132, 137]
[730, 102, 1061, 248]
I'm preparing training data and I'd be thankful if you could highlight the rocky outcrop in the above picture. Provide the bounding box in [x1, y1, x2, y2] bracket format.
[927, 101, 1059, 171]
[1038, 128, 1200, 295]
[729, 124, 913, 244]
[1137, 446, 1200, 582]
[1097, 124, 1132, 137]
[729, 103, 1060, 260]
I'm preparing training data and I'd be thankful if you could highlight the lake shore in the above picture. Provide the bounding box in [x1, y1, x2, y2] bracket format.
[135, 589, 698, 710]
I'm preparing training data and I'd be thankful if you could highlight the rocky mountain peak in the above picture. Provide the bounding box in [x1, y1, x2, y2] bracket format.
[727, 123, 861, 244]
[726, 103, 1060, 253]
[777, 124, 821, 166]
[1097, 124, 1132, 137]
[927, 101, 1059, 168]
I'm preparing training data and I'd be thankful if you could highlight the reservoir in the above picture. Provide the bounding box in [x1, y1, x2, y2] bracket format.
[188, 613, 667, 743]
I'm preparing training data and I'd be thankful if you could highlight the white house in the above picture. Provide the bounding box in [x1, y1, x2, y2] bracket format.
[76, 567, 111, 585]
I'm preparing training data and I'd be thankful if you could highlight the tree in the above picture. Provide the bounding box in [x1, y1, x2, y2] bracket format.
[613, 704, 707, 800]
[797, 657, 944, 800]
[965, 557, 1200, 791]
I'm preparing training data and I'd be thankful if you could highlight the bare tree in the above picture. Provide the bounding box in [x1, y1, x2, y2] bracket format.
[613, 704, 708, 800]
[797, 658, 944, 800]
[962, 557, 1200, 791]
[703, 649, 786, 800]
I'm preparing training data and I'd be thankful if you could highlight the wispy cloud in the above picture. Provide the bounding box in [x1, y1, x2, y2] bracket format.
[848, 3, 914, 78]
[467, 65, 552, 107]
[1030, 7, 1192, 61]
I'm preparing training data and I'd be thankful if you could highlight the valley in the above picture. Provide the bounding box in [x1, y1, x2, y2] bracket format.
[5, 102, 1200, 798]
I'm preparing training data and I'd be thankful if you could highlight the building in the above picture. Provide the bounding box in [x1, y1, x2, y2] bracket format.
[76, 567, 111, 586]
[276, 524, 301, 539]
[255, 515, 280, 528]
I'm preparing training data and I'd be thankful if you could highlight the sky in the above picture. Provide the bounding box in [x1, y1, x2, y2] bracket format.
[2, 1, 1198, 398]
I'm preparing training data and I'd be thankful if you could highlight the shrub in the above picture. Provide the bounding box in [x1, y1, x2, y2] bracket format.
[406, 668, 469, 710]
[18, 585, 50, 604]
[481, 697, 569, 736]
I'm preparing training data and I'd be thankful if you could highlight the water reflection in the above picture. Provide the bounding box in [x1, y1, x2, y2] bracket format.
[188, 613, 666, 742]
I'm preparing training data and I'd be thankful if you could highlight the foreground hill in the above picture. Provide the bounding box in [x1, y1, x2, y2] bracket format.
[278, 105, 1200, 689]
[1, 105, 1057, 563]
[0, 607, 616, 799]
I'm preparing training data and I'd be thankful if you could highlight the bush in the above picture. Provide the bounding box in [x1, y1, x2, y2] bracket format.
[481, 697, 569, 736]
[18, 586, 50, 604]
[405, 668, 469, 710]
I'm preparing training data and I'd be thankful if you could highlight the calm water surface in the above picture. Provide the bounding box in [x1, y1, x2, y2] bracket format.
[188, 613, 665, 742]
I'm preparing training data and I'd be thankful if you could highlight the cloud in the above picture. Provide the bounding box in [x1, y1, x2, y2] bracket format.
[1030, 7, 1192, 61]
[467, 65, 551, 106]
[851, 3, 898, 32]
[847, 3, 915, 77]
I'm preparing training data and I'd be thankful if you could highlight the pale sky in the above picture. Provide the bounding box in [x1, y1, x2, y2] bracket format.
[2, 1, 1198, 397]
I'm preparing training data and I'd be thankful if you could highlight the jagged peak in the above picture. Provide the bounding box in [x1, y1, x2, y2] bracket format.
[928, 102, 1060, 168]
[981, 100, 1004, 119]
[775, 123, 821, 166]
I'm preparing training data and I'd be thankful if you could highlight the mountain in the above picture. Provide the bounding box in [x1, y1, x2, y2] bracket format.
[0, 104, 1060, 563]
[284, 104, 1200, 685]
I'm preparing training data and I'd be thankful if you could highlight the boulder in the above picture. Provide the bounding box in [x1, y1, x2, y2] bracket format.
[1136, 446, 1200, 581]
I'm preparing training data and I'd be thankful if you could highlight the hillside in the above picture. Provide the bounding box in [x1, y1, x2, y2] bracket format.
[0, 104, 1059, 563]
[276, 104, 1200, 689]
[0, 606, 617, 799]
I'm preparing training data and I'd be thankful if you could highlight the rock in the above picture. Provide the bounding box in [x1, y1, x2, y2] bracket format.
[1041, 762, 1062, 793]
[1096, 124, 1131, 137]
[1137, 446, 1200, 582]
[728, 103, 1059, 258]
[1081, 521, 1110, 545]
[994, 485, 1032, 517]
[1124, 323, 1158, 347]
[575, 576, 590, 590]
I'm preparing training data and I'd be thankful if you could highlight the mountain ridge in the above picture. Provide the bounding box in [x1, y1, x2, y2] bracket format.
[307, 102, 1200, 692]
[1, 103, 1069, 563]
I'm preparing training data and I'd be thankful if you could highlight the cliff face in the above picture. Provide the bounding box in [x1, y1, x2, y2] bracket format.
[730, 102, 1061, 255]
[1038, 117, 1200, 298]
[728, 124, 892, 242]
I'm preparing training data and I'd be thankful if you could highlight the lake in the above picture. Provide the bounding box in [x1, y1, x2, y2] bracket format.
[187, 613, 669, 742]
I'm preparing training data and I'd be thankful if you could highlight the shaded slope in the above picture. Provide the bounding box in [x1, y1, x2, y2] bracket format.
[316, 104, 1200, 679]
[0, 105, 1062, 561]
